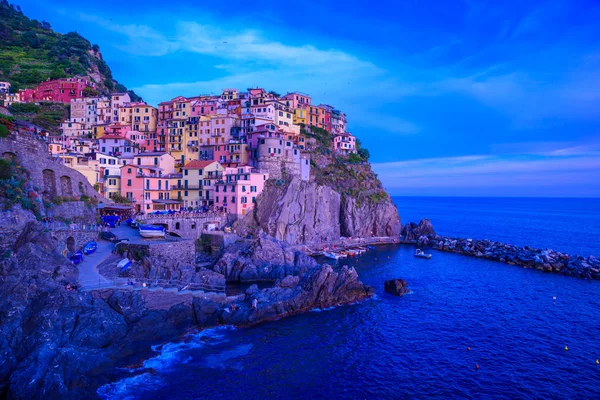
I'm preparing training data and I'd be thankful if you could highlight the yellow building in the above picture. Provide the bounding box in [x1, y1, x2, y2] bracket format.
[92, 124, 107, 139]
[118, 102, 158, 134]
[104, 176, 121, 200]
[179, 160, 224, 208]
[293, 106, 308, 126]
[165, 97, 191, 165]
[58, 155, 102, 193]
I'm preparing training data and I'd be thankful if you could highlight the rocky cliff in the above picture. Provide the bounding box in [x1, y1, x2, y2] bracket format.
[237, 157, 401, 244]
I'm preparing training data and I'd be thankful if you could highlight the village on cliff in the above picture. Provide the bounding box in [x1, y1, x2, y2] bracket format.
[0, 78, 359, 217]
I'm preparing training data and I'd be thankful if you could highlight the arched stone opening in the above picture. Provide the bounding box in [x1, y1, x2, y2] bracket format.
[1, 152, 17, 161]
[42, 169, 57, 200]
[60, 175, 73, 197]
[66, 236, 75, 253]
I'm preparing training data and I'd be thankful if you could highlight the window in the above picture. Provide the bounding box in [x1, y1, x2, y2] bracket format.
[242, 185, 246, 192]
[231, 196, 235, 203]
[216, 196, 219, 203]
[127, 179, 132, 186]
[252, 196, 256, 203]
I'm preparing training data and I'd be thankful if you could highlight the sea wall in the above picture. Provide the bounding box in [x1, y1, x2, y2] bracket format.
[424, 236, 600, 279]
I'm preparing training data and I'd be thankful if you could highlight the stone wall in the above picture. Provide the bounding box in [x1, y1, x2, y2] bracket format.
[137, 215, 229, 239]
[0, 132, 105, 223]
[50, 230, 99, 253]
[48, 201, 97, 223]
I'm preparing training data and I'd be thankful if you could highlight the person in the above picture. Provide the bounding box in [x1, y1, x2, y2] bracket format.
[231, 303, 237, 311]
[252, 298, 258, 309]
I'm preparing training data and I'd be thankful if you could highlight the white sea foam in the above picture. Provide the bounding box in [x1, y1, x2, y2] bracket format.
[97, 326, 237, 399]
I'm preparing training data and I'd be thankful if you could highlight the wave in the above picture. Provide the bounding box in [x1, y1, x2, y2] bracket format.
[97, 326, 237, 399]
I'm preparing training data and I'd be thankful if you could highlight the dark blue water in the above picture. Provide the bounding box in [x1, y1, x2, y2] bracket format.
[394, 197, 600, 256]
[100, 198, 600, 399]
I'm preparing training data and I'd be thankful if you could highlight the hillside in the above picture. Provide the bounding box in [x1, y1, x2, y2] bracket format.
[236, 125, 401, 245]
[0, 0, 140, 100]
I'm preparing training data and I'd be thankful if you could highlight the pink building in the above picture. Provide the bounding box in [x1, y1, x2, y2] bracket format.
[19, 78, 96, 103]
[213, 166, 269, 216]
[333, 133, 357, 155]
[120, 165, 180, 212]
[282, 92, 311, 109]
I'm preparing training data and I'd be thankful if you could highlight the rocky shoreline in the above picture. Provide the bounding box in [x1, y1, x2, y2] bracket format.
[0, 222, 373, 398]
[418, 234, 600, 279]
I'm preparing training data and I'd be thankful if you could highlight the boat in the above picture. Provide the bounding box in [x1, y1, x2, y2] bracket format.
[126, 218, 138, 228]
[69, 251, 83, 265]
[83, 241, 97, 255]
[414, 249, 432, 259]
[138, 224, 166, 238]
[323, 252, 341, 260]
[367, 245, 375, 250]
[117, 258, 132, 272]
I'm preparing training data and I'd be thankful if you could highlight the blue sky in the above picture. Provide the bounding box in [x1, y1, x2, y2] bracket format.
[14, 0, 600, 196]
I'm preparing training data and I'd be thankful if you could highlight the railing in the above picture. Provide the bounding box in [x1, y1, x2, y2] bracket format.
[80, 276, 226, 293]
[140, 211, 227, 219]
[44, 221, 104, 232]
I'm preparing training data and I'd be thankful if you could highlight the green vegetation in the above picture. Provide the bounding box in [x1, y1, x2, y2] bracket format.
[0, 116, 13, 137]
[0, 0, 141, 100]
[8, 102, 68, 132]
[0, 158, 41, 216]
[110, 192, 132, 204]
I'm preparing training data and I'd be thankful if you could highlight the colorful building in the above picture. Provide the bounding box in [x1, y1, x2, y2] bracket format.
[179, 160, 225, 208]
[214, 166, 269, 216]
[333, 133, 357, 155]
[19, 78, 96, 103]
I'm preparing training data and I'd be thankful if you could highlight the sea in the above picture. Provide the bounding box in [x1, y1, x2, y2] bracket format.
[99, 197, 600, 399]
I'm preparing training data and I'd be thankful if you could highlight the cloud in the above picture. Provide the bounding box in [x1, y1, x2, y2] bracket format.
[372, 152, 600, 196]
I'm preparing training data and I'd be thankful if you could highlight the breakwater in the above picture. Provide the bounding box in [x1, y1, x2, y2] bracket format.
[423, 236, 600, 279]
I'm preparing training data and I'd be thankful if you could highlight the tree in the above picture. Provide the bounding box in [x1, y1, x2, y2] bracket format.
[82, 86, 98, 97]
[110, 192, 131, 204]
[0, 123, 9, 138]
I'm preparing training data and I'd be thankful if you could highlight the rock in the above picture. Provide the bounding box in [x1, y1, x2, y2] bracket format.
[401, 219, 436, 241]
[212, 235, 318, 282]
[236, 177, 401, 245]
[277, 275, 300, 289]
[220, 264, 374, 327]
[384, 279, 409, 296]
[245, 284, 259, 296]
[429, 235, 599, 280]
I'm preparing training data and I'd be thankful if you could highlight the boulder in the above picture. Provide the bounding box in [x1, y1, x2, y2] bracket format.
[384, 279, 409, 296]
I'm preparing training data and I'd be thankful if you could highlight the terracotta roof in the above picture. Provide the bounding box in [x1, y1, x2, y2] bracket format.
[99, 135, 129, 140]
[183, 160, 218, 169]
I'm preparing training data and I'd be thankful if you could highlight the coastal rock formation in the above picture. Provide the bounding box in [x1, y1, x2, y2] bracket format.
[218, 264, 374, 327]
[384, 278, 409, 296]
[240, 177, 401, 245]
[401, 219, 436, 240]
[341, 195, 401, 238]
[212, 234, 318, 282]
[430, 237, 600, 279]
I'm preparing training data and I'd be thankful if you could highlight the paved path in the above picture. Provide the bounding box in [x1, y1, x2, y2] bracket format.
[77, 226, 216, 296]
[77, 236, 116, 290]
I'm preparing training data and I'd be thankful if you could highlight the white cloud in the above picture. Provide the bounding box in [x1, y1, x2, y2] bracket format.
[372, 152, 600, 196]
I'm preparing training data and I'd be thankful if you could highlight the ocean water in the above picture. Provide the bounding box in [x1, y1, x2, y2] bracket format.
[100, 198, 600, 399]
[393, 197, 600, 256]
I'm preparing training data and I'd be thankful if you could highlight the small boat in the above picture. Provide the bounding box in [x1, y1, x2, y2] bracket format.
[70, 251, 83, 265]
[126, 218, 138, 228]
[138, 224, 166, 238]
[323, 252, 341, 260]
[83, 241, 97, 255]
[414, 249, 432, 259]
[117, 258, 132, 272]
[367, 246, 375, 250]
